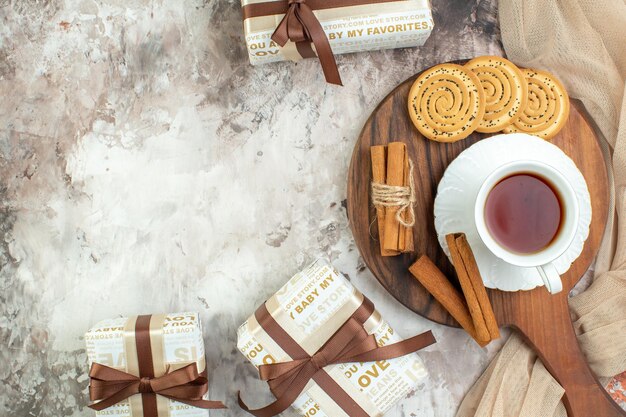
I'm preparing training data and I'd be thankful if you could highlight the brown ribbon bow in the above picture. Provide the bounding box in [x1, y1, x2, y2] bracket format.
[238, 305, 436, 417]
[88, 362, 226, 412]
[243, 0, 410, 85]
[88, 314, 225, 416]
[270, 0, 342, 85]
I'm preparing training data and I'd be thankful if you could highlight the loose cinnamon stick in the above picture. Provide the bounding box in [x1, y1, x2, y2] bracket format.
[409, 255, 487, 345]
[446, 234, 491, 345]
[371, 146, 398, 257]
[402, 149, 414, 253]
[382, 142, 406, 252]
[454, 233, 500, 341]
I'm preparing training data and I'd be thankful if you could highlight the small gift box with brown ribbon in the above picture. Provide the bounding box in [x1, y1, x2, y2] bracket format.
[237, 259, 436, 417]
[241, 0, 434, 85]
[85, 312, 225, 417]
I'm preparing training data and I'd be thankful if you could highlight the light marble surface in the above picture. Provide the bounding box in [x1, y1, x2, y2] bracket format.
[0, 1, 506, 415]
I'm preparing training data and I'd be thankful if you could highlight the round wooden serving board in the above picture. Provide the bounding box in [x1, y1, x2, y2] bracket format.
[347, 66, 625, 416]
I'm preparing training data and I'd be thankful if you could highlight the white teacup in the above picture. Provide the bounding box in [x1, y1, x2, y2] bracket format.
[474, 160, 580, 294]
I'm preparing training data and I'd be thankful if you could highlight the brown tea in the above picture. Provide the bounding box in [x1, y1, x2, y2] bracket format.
[484, 173, 562, 254]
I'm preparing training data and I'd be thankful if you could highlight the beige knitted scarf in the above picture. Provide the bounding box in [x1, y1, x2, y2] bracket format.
[457, 0, 626, 415]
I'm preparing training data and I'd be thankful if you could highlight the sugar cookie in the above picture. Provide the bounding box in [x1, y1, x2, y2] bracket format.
[408, 63, 485, 142]
[465, 56, 527, 133]
[504, 69, 570, 140]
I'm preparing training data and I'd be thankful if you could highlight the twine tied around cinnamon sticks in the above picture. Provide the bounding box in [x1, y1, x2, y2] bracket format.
[371, 160, 416, 228]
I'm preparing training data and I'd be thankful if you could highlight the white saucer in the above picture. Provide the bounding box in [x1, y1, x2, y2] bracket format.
[433, 133, 592, 291]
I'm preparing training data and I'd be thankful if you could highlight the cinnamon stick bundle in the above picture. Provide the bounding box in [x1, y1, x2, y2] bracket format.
[409, 234, 500, 346]
[370, 142, 415, 256]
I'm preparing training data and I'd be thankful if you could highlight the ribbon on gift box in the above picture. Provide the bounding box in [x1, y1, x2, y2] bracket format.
[88, 314, 226, 417]
[238, 297, 436, 417]
[242, 0, 407, 85]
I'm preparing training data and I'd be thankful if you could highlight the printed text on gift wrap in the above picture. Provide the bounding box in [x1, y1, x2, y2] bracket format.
[86, 315, 202, 368]
[286, 273, 342, 321]
[246, 13, 433, 63]
[239, 262, 429, 417]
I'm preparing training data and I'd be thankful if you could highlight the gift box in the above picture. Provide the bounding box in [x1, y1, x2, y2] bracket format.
[241, 0, 434, 84]
[237, 259, 435, 417]
[85, 312, 225, 417]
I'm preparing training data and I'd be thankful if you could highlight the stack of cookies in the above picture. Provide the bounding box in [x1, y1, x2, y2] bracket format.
[407, 56, 570, 142]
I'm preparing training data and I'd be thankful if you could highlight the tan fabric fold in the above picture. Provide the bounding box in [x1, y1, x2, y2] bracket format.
[457, 334, 566, 417]
[459, 0, 626, 415]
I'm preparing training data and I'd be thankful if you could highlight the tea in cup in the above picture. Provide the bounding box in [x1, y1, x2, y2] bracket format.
[474, 160, 580, 294]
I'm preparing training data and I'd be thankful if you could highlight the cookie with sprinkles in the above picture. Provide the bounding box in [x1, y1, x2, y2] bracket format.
[504, 68, 570, 140]
[465, 56, 528, 133]
[408, 63, 485, 142]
